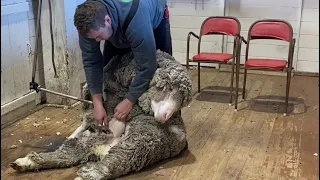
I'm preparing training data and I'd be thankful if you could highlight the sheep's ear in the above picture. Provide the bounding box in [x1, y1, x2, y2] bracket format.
[165, 111, 174, 122]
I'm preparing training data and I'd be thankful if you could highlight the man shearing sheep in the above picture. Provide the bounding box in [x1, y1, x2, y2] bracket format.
[74, 0, 172, 125]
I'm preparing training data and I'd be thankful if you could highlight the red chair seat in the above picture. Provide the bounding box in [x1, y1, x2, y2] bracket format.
[245, 58, 287, 70]
[192, 53, 233, 63]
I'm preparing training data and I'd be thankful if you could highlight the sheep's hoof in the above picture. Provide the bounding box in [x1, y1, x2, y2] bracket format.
[234, 109, 238, 112]
[9, 162, 28, 172]
[283, 113, 287, 117]
[9, 162, 20, 171]
[228, 103, 232, 106]
[9, 156, 37, 172]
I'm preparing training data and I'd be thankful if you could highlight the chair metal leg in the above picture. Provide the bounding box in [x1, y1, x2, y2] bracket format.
[242, 68, 247, 99]
[235, 58, 240, 111]
[284, 69, 292, 116]
[198, 62, 200, 93]
[186, 58, 189, 70]
[229, 60, 235, 105]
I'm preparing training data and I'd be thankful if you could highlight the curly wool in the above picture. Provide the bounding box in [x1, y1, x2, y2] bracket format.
[103, 50, 192, 115]
[76, 50, 192, 179]
[10, 50, 192, 180]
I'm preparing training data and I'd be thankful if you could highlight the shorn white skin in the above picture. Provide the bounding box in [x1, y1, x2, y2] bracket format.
[151, 90, 179, 124]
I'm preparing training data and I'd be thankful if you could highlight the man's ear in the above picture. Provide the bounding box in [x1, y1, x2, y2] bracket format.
[105, 15, 111, 24]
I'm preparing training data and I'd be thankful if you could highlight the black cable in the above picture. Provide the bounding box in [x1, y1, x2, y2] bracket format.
[31, 0, 42, 83]
[48, 0, 58, 78]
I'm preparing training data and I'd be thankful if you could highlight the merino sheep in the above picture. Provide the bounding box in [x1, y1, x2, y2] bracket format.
[9, 50, 193, 180]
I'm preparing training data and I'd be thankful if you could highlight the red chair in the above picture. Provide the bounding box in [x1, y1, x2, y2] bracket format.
[186, 16, 244, 105]
[235, 19, 296, 116]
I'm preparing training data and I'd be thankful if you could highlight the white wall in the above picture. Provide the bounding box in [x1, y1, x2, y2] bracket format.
[1, 0, 46, 125]
[297, 0, 319, 73]
[225, 0, 301, 69]
[1, 0, 32, 106]
[1, 0, 45, 107]
[168, 0, 226, 68]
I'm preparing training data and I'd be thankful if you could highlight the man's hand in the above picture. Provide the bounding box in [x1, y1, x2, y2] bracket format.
[93, 103, 107, 125]
[114, 98, 133, 121]
[92, 94, 108, 125]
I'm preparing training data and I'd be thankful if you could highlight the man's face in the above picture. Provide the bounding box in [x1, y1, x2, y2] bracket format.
[87, 15, 113, 42]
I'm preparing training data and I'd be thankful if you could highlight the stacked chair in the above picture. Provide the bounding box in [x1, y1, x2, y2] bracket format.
[186, 17, 296, 116]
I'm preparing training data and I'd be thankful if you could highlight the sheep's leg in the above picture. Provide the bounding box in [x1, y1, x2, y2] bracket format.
[75, 118, 187, 180]
[10, 138, 92, 172]
[68, 108, 94, 139]
[68, 119, 88, 139]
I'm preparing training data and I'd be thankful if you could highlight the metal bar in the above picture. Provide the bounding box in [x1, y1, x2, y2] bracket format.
[37, 87, 93, 104]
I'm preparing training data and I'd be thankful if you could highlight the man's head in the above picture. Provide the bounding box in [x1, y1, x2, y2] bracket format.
[74, 1, 113, 42]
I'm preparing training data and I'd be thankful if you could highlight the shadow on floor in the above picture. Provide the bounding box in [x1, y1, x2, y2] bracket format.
[22, 137, 67, 152]
[245, 95, 307, 114]
[194, 86, 243, 104]
[194, 86, 307, 115]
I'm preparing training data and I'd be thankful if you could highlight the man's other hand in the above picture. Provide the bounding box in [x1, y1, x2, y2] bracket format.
[114, 98, 133, 121]
[93, 103, 108, 125]
[92, 94, 108, 126]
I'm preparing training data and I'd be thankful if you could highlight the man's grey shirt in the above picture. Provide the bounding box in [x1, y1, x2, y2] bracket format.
[78, 0, 167, 103]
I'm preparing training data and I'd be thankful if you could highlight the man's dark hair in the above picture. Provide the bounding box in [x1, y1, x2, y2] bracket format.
[74, 1, 108, 36]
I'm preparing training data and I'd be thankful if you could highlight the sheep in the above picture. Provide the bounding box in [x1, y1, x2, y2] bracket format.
[9, 50, 193, 180]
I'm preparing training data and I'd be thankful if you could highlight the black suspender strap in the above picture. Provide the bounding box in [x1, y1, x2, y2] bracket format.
[122, 0, 140, 34]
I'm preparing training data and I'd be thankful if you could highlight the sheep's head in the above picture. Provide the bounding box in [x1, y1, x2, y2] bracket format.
[150, 87, 184, 123]
[102, 50, 192, 123]
[138, 51, 192, 123]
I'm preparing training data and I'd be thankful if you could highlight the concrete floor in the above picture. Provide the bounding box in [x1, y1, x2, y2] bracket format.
[1, 68, 319, 180]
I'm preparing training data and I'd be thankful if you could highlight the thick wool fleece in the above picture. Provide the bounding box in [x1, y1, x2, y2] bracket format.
[103, 50, 192, 115]
[10, 50, 192, 180]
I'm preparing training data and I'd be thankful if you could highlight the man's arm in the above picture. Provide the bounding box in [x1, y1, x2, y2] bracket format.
[125, 21, 157, 104]
[79, 35, 108, 125]
[78, 35, 104, 96]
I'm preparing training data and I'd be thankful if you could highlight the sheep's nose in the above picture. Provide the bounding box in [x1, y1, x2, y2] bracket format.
[154, 113, 166, 123]
[151, 99, 175, 123]
[154, 111, 173, 123]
